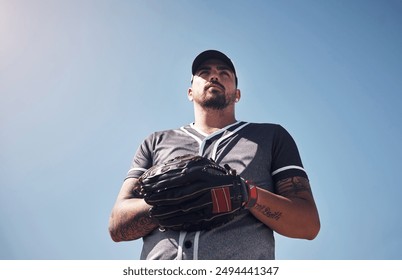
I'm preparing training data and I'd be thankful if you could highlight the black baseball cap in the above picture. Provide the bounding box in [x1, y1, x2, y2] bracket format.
[191, 50, 238, 85]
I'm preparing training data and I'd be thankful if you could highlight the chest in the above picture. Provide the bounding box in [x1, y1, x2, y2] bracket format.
[152, 130, 275, 191]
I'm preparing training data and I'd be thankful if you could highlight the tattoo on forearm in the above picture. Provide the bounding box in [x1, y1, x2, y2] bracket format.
[115, 210, 157, 240]
[136, 211, 158, 234]
[276, 176, 312, 198]
[254, 203, 282, 221]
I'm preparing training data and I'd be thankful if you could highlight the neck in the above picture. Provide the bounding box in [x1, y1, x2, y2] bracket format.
[192, 105, 237, 135]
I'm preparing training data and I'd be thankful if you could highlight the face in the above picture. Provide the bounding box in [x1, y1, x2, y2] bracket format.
[188, 59, 240, 110]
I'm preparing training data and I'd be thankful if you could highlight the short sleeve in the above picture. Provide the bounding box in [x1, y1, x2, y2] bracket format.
[125, 134, 154, 180]
[271, 125, 308, 183]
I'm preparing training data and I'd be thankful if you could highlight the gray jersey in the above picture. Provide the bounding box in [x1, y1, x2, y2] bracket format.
[126, 121, 307, 260]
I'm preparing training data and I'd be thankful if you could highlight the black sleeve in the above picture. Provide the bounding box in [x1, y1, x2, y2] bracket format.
[271, 125, 308, 183]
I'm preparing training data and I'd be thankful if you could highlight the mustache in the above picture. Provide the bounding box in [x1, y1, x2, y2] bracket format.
[205, 81, 225, 91]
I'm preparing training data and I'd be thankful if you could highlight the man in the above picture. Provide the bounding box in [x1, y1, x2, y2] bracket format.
[109, 50, 320, 259]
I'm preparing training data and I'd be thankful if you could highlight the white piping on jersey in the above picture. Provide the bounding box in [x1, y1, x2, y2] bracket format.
[272, 165, 306, 176]
[189, 123, 209, 137]
[211, 122, 250, 161]
[180, 121, 250, 260]
[185, 121, 250, 159]
[175, 231, 187, 260]
[127, 167, 147, 175]
[180, 127, 203, 145]
[193, 231, 201, 260]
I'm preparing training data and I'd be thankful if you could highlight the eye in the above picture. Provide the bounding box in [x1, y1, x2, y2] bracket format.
[197, 69, 209, 76]
[220, 70, 231, 77]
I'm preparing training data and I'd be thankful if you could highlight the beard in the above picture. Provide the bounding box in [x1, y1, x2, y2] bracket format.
[201, 91, 229, 110]
[199, 83, 236, 110]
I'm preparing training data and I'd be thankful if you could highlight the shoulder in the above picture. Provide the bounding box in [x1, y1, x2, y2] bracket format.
[244, 122, 282, 131]
[245, 122, 295, 140]
[142, 126, 186, 142]
[241, 122, 287, 138]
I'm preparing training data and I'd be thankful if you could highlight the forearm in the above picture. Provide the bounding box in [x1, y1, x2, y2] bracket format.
[109, 178, 158, 242]
[109, 198, 158, 242]
[249, 177, 320, 240]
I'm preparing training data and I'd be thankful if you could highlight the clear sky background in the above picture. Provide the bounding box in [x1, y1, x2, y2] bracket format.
[1, 0, 401, 260]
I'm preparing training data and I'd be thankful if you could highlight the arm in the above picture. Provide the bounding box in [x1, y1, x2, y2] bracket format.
[108, 178, 158, 242]
[249, 176, 320, 240]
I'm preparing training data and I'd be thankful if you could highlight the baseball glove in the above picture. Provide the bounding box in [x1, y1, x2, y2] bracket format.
[137, 154, 257, 231]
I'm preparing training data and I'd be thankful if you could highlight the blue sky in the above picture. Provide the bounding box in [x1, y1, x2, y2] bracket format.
[1, 0, 401, 260]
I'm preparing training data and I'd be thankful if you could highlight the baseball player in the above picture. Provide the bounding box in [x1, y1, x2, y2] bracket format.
[109, 50, 320, 260]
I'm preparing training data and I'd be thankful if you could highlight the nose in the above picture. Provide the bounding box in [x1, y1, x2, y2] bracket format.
[209, 69, 219, 81]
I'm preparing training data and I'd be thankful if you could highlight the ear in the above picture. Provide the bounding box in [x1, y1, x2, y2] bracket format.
[187, 87, 193, 101]
[235, 89, 241, 102]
